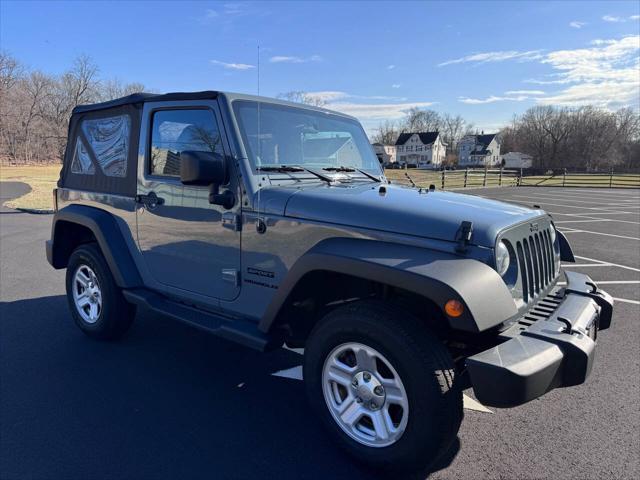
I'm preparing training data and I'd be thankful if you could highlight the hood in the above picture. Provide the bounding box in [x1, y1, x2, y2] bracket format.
[277, 183, 544, 247]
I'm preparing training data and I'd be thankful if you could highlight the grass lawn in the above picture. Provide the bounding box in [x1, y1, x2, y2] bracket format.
[0, 164, 61, 211]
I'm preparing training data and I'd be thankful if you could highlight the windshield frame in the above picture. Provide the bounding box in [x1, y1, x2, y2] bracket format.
[230, 99, 383, 179]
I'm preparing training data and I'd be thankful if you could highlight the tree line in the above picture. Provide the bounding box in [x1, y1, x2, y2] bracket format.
[2, 56, 638, 170]
[500, 106, 639, 171]
[0, 52, 146, 164]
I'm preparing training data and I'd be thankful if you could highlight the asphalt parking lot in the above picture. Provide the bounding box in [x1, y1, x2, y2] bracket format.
[1, 184, 638, 479]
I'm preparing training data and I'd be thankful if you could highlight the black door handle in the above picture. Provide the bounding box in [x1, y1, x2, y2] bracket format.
[136, 191, 165, 208]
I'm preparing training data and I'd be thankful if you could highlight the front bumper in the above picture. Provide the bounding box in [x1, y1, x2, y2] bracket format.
[466, 271, 613, 408]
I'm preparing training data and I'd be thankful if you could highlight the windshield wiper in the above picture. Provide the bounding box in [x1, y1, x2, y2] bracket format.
[256, 165, 334, 183]
[257, 165, 304, 172]
[323, 166, 382, 182]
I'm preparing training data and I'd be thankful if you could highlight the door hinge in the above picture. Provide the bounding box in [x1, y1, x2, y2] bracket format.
[222, 212, 242, 232]
[222, 269, 240, 286]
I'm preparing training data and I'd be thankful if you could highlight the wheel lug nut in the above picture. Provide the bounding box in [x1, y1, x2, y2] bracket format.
[356, 397, 363, 404]
[374, 386, 384, 395]
[352, 379, 358, 387]
[363, 372, 371, 382]
[370, 402, 378, 410]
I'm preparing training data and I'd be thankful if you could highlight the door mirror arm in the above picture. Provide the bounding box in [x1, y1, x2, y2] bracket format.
[209, 183, 235, 209]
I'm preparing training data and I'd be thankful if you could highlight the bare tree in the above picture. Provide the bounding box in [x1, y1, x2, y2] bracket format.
[277, 90, 327, 107]
[441, 113, 471, 151]
[100, 78, 146, 101]
[0, 51, 23, 94]
[371, 119, 398, 145]
[400, 108, 442, 133]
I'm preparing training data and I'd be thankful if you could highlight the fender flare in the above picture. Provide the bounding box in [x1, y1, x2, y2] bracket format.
[48, 204, 142, 288]
[259, 238, 518, 334]
[557, 231, 575, 262]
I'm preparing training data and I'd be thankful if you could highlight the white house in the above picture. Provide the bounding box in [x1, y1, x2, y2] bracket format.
[502, 151, 533, 169]
[303, 136, 360, 166]
[372, 143, 397, 164]
[395, 132, 446, 169]
[458, 133, 501, 167]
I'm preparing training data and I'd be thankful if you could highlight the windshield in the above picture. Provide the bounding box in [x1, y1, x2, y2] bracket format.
[232, 100, 381, 174]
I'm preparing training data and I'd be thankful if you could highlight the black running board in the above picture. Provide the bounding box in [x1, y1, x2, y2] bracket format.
[122, 289, 282, 352]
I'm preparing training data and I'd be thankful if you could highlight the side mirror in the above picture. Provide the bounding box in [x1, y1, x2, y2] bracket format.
[180, 151, 229, 186]
[180, 151, 235, 209]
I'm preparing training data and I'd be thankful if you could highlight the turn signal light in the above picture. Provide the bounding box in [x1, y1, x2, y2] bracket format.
[444, 299, 464, 317]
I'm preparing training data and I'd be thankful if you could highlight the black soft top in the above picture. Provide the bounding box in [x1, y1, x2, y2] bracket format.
[72, 91, 219, 114]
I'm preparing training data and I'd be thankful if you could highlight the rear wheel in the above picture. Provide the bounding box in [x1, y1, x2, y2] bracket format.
[65, 244, 135, 340]
[303, 301, 462, 472]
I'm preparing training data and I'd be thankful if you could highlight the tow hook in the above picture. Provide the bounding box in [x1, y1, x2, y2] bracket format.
[557, 316, 574, 335]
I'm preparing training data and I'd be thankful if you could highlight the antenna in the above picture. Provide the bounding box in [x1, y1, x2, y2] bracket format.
[256, 43, 263, 226]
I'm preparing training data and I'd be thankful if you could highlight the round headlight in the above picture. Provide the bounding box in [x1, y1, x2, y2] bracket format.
[496, 241, 510, 276]
[550, 223, 557, 244]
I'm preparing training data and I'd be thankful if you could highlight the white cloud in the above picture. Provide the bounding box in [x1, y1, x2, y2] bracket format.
[459, 95, 532, 104]
[438, 50, 543, 67]
[602, 15, 624, 23]
[387, 64, 395, 70]
[631, 15, 640, 21]
[210, 60, 255, 70]
[504, 90, 545, 95]
[269, 55, 322, 64]
[452, 36, 639, 109]
[328, 101, 435, 120]
[305, 91, 349, 102]
[569, 21, 587, 28]
[391, 84, 401, 89]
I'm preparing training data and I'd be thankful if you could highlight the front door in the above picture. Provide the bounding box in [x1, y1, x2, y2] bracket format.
[136, 101, 241, 301]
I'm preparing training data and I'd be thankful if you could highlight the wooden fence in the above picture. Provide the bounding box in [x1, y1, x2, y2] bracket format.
[385, 168, 640, 190]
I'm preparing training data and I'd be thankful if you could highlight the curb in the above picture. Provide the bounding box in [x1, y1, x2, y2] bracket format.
[12, 207, 54, 214]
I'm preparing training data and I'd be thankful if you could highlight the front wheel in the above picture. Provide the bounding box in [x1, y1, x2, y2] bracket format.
[303, 301, 462, 472]
[65, 243, 135, 340]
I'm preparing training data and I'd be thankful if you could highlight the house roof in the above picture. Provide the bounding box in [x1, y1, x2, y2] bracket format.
[304, 137, 351, 157]
[395, 132, 440, 146]
[476, 134, 497, 147]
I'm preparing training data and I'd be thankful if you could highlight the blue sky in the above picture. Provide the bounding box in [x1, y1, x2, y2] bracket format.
[1, 1, 639, 134]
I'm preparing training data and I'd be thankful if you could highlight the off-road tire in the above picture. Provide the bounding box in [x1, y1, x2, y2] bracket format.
[304, 300, 462, 472]
[65, 243, 135, 340]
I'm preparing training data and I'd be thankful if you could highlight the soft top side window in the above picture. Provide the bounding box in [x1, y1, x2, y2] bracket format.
[81, 114, 131, 177]
[150, 109, 223, 177]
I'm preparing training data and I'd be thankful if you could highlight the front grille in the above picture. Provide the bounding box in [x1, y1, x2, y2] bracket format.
[514, 227, 556, 302]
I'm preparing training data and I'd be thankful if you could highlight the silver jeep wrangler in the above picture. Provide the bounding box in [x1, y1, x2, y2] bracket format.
[46, 91, 613, 472]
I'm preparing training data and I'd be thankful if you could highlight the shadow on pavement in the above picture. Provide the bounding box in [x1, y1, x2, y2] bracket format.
[1, 295, 404, 479]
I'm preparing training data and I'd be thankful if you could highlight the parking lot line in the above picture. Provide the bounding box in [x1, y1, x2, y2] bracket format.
[555, 219, 640, 225]
[497, 196, 636, 213]
[558, 227, 640, 241]
[547, 212, 640, 224]
[612, 297, 640, 305]
[515, 191, 640, 202]
[574, 255, 640, 273]
[557, 280, 640, 285]
[562, 263, 613, 267]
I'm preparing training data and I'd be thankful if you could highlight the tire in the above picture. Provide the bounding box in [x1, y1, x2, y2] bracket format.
[303, 300, 462, 472]
[65, 243, 135, 340]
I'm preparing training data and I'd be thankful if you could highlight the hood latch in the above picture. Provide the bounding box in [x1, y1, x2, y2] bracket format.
[455, 221, 473, 253]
